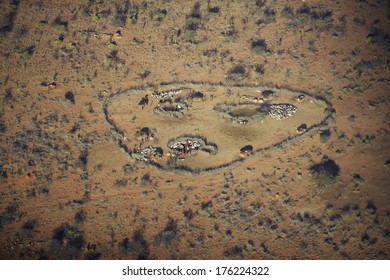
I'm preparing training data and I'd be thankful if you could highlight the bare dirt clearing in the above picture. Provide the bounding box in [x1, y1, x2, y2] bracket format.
[107, 84, 329, 171]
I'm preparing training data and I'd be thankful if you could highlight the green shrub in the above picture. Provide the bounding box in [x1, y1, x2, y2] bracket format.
[314, 98, 327, 108]
[37, 20, 47, 27]
[251, 39, 270, 55]
[68, 43, 77, 50]
[320, 129, 331, 143]
[284, 4, 333, 31]
[183, 2, 202, 40]
[226, 65, 246, 81]
[92, 13, 101, 21]
[185, 17, 200, 31]
[313, 173, 336, 186]
[107, 42, 117, 49]
[154, 217, 178, 247]
[224, 246, 243, 260]
[256, 7, 276, 25]
[310, 157, 340, 187]
[156, 9, 167, 22]
[53, 38, 62, 46]
[49, 223, 84, 259]
[133, 230, 149, 259]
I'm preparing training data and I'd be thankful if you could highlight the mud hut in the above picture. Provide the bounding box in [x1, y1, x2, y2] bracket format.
[297, 123, 307, 134]
[261, 90, 274, 99]
[240, 145, 253, 156]
[190, 91, 205, 101]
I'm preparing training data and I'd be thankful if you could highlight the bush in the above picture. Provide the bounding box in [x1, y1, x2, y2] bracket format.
[183, 2, 202, 42]
[251, 39, 269, 54]
[154, 217, 178, 247]
[281, 6, 294, 19]
[366, 200, 377, 215]
[254, 64, 265, 74]
[314, 98, 327, 108]
[0, 165, 7, 178]
[255, 0, 266, 8]
[85, 243, 101, 260]
[283, 4, 333, 31]
[65, 91, 75, 104]
[107, 42, 117, 49]
[227, 65, 246, 81]
[361, 232, 377, 246]
[49, 223, 84, 259]
[0, 1, 19, 35]
[189, 2, 201, 19]
[52, 17, 68, 32]
[185, 2, 201, 31]
[224, 246, 243, 259]
[310, 158, 340, 177]
[256, 8, 276, 25]
[320, 129, 331, 143]
[114, 179, 128, 187]
[6, 202, 19, 216]
[112, 3, 131, 27]
[310, 157, 340, 186]
[141, 173, 150, 186]
[183, 209, 194, 224]
[156, 9, 167, 22]
[208, 6, 220, 13]
[22, 219, 37, 232]
[122, 164, 134, 174]
[74, 209, 86, 223]
[21, 45, 35, 59]
[260, 242, 269, 254]
[366, 27, 390, 50]
[185, 17, 200, 31]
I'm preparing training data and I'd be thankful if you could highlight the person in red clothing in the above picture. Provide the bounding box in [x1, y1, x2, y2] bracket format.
[185, 140, 191, 156]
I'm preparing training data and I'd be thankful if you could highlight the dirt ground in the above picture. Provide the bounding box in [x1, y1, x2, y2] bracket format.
[0, 0, 389, 260]
[108, 84, 327, 170]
